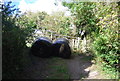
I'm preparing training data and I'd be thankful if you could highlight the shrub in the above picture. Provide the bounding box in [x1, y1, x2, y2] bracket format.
[2, 1, 36, 78]
[91, 2, 119, 79]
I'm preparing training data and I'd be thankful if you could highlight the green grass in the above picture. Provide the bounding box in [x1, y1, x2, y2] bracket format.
[81, 55, 93, 62]
[95, 61, 119, 79]
[46, 57, 70, 79]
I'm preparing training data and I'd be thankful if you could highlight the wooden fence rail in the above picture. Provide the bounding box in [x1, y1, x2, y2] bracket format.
[26, 28, 88, 53]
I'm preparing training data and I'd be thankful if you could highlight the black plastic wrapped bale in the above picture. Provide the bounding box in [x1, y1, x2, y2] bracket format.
[30, 37, 52, 58]
[52, 38, 71, 59]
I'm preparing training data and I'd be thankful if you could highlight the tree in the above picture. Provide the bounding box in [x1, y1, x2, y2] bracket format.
[2, 1, 36, 78]
[63, 2, 98, 38]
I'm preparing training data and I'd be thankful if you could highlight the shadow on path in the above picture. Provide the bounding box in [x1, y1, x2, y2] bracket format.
[66, 54, 93, 79]
[22, 53, 52, 79]
[21, 49, 94, 79]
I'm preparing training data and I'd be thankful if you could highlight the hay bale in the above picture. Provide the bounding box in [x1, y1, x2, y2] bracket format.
[30, 37, 52, 58]
[52, 38, 71, 59]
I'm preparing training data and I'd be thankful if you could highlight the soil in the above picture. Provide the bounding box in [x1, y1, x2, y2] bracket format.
[21, 50, 105, 79]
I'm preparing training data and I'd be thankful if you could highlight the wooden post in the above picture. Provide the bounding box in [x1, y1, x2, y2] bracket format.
[77, 37, 80, 50]
[50, 32, 52, 40]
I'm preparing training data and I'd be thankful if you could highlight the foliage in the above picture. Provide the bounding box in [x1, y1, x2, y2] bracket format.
[2, 1, 36, 78]
[18, 11, 72, 47]
[2, 2, 71, 78]
[20, 11, 48, 28]
[19, 11, 72, 38]
[63, 2, 98, 37]
[2, 1, 119, 79]
[91, 2, 119, 79]
[63, 1, 119, 79]
[40, 12, 71, 35]
[15, 12, 38, 47]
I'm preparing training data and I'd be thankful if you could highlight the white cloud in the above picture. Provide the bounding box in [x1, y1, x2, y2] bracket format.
[18, 0, 28, 12]
[18, 0, 69, 14]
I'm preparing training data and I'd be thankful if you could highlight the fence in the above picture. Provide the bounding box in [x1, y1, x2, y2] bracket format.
[26, 27, 88, 53]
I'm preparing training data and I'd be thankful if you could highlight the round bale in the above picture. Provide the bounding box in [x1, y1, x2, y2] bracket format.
[30, 37, 52, 58]
[52, 38, 71, 59]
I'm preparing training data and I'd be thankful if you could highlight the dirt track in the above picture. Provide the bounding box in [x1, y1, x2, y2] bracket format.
[21, 51, 104, 79]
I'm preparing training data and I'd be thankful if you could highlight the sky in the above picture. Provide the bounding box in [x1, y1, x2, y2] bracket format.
[3, 0, 118, 14]
[3, 0, 70, 15]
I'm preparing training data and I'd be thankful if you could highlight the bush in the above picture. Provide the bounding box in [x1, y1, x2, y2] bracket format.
[63, 1, 119, 78]
[91, 2, 119, 79]
[2, 1, 36, 79]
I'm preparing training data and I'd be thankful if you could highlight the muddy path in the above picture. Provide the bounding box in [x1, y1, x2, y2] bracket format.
[21, 50, 104, 79]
